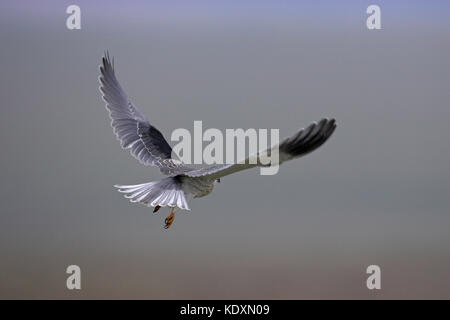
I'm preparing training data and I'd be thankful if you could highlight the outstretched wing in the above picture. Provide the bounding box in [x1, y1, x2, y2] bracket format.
[183, 118, 336, 180]
[99, 52, 185, 175]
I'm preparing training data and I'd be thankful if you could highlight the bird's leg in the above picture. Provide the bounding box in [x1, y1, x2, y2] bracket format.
[153, 205, 161, 214]
[164, 208, 175, 229]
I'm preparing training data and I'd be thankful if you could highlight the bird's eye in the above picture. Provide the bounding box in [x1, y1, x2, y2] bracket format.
[217, 179, 221, 183]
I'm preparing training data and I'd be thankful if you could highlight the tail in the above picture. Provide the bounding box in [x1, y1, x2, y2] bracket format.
[114, 177, 190, 211]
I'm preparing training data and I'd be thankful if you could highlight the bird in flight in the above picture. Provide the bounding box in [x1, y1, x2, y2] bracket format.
[99, 53, 336, 229]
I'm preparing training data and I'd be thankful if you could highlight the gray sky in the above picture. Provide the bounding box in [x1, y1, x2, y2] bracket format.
[0, 0, 449, 299]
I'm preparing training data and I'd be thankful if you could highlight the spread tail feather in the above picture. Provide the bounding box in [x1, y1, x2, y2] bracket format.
[114, 177, 190, 211]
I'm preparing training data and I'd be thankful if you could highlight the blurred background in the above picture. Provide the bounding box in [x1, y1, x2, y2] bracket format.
[0, 0, 449, 299]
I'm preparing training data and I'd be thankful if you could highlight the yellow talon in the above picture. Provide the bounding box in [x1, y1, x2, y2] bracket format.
[164, 211, 175, 229]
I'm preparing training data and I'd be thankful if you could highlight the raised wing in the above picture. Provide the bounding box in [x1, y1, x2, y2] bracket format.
[183, 118, 336, 180]
[99, 52, 186, 175]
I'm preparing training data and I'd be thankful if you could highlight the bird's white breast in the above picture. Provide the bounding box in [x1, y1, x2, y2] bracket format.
[181, 176, 215, 198]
